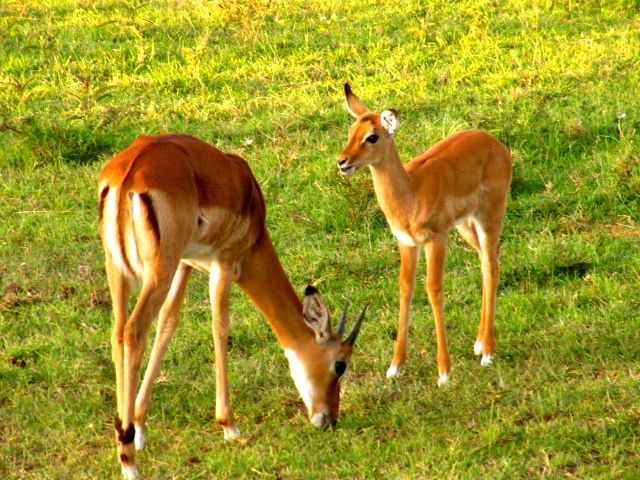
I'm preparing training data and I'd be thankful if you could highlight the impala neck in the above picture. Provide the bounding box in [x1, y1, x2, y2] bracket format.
[369, 139, 415, 222]
[237, 232, 314, 351]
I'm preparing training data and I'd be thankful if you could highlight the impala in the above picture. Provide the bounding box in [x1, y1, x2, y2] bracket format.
[98, 134, 366, 479]
[337, 84, 511, 386]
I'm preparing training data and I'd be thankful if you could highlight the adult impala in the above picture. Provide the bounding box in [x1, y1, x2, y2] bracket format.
[99, 134, 366, 479]
[337, 84, 511, 386]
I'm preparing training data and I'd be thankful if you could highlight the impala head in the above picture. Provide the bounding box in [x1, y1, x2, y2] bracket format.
[285, 286, 367, 428]
[338, 83, 398, 176]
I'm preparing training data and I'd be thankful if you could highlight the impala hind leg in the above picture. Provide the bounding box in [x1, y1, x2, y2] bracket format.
[425, 233, 451, 386]
[105, 256, 139, 479]
[106, 256, 132, 433]
[209, 262, 239, 439]
[455, 220, 485, 357]
[387, 244, 420, 378]
[134, 263, 193, 450]
[476, 223, 501, 367]
[118, 269, 177, 479]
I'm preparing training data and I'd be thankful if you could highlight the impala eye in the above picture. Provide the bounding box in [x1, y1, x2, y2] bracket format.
[365, 134, 379, 144]
[335, 361, 347, 377]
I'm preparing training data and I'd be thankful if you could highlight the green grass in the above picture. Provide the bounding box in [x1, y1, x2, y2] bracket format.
[1, 0, 640, 478]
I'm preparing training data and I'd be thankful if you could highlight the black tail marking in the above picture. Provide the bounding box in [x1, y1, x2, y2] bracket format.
[139, 192, 160, 243]
[98, 186, 109, 224]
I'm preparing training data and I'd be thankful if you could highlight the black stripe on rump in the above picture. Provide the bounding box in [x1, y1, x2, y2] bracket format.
[98, 187, 109, 223]
[138, 192, 160, 242]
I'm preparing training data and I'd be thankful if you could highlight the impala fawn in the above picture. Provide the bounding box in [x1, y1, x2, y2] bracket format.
[337, 84, 511, 385]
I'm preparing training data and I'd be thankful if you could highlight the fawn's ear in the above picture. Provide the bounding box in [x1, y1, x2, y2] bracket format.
[380, 109, 398, 135]
[344, 83, 369, 118]
[303, 286, 331, 343]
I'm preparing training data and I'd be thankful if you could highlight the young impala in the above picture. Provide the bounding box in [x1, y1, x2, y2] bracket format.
[337, 84, 511, 386]
[99, 134, 366, 479]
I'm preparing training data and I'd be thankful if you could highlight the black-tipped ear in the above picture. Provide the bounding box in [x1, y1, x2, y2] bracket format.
[305, 285, 319, 296]
[344, 82, 369, 118]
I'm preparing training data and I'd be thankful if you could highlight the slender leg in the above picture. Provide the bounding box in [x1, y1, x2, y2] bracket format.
[209, 262, 239, 439]
[387, 243, 420, 378]
[118, 270, 176, 479]
[106, 255, 132, 421]
[455, 220, 485, 356]
[476, 224, 501, 366]
[133, 263, 193, 450]
[424, 233, 450, 386]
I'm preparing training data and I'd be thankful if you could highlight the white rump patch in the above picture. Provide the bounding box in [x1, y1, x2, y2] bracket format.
[104, 189, 126, 271]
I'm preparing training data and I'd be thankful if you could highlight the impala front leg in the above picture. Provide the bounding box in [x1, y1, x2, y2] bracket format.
[209, 263, 239, 440]
[387, 243, 420, 378]
[425, 233, 451, 386]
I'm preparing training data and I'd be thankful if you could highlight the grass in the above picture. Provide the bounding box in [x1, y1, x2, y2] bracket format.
[1, 0, 640, 478]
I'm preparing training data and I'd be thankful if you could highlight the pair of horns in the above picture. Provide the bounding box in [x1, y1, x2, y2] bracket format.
[336, 302, 367, 346]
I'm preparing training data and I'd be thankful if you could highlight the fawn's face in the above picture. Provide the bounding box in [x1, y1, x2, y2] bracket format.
[337, 83, 398, 176]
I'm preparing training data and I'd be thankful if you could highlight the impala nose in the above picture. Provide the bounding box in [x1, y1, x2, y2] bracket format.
[311, 412, 328, 428]
[337, 156, 356, 176]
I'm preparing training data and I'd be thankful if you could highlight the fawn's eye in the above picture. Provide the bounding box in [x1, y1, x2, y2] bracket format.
[334, 361, 347, 377]
[365, 134, 379, 144]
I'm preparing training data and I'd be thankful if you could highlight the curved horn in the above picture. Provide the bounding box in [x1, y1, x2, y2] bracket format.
[336, 302, 349, 337]
[344, 304, 368, 346]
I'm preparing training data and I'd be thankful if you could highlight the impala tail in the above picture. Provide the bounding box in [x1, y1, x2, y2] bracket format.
[99, 182, 159, 281]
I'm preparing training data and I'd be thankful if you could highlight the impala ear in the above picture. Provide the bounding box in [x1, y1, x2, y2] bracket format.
[381, 109, 398, 135]
[344, 83, 369, 118]
[303, 286, 331, 343]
